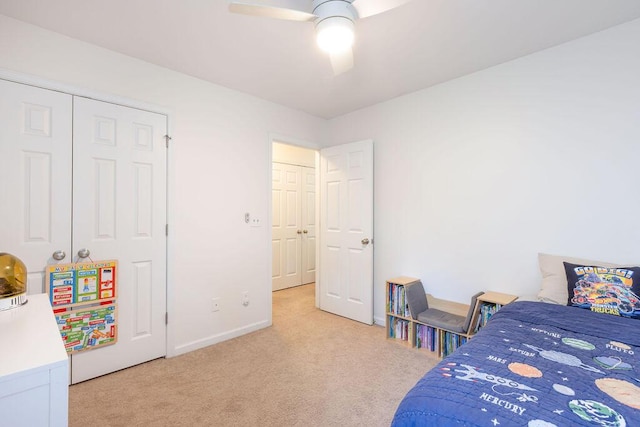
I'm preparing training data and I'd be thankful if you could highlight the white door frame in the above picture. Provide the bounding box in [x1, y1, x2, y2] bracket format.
[269, 134, 321, 309]
[269, 136, 376, 324]
[0, 68, 177, 358]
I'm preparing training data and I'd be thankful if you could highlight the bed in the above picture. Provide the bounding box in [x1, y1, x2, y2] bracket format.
[392, 300, 640, 426]
[393, 248, 640, 427]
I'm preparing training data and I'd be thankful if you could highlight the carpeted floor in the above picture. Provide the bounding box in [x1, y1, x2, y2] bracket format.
[69, 283, 439, 426]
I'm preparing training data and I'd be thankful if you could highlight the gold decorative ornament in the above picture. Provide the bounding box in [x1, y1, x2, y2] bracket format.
[0, 252, 28, 310]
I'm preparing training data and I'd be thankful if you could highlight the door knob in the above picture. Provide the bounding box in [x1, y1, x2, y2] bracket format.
[77, 248, 91, 259]
[52, 250, 66, 261]
[361, 238, 370, 245]
[303, 229, 308, 234]
[297, 230, 302, 234]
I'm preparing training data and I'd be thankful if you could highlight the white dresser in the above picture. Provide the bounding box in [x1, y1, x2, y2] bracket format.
[0, 294, 68, 426]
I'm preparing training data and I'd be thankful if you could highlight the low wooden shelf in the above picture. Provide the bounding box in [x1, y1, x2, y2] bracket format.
[385, 277, 517, 358]
[385, 276, 419, 347]
[469, 291, 519, 333]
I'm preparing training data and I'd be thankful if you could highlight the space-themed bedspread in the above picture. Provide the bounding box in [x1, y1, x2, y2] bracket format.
[392, 301, 640, 427]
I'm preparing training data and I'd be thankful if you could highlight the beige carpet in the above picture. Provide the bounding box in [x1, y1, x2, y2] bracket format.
[69, 284, 439, 426]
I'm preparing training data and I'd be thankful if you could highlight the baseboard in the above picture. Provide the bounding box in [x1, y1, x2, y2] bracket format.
[373, 315, 386, 327]
[169, 319, 271, 357]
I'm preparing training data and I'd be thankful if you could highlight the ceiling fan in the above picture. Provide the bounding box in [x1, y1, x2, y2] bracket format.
[228, 0, 414, 75]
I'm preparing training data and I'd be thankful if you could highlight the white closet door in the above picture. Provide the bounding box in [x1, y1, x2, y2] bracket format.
[70, 97, 167, 383]
[301, 166, 316, 285]
[0, 80, 168, 384]
[0, 79, 72, 294]
[272, 162, 302, 291]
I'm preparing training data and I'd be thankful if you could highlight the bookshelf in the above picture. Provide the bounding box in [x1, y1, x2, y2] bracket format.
[385, 277, 517, 358]
[419, 293, 473, 357]
[385, 276, 419, 346]
[469, 291, 519, 333]
[414, 323, 471, 358]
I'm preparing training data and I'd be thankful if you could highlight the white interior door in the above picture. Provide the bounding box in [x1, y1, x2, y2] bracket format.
[70, 97, 168, 383]
[319, 140, 373, 324]
[272, 162, 302, 291]
[0, 79, 72, 293]
[301, 166, 316, 285]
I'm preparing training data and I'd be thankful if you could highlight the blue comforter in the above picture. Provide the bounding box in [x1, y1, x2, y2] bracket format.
[392, 301, 640, 426]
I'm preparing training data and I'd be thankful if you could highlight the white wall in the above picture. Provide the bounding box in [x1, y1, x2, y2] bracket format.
[3, 13, 640, 342]
[325, 19, 640, 324]
[0, 15, 325, 355]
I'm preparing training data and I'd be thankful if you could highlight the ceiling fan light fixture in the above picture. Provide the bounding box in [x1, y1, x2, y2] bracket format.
[316, 17, 354, 54]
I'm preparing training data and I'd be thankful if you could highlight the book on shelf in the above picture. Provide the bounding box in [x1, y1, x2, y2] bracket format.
[441, 330, 468, 357]
[476, 302, 504, 331]
[388, 317, 409, 341]
[388, 282, 410, 317]
[416, 324, 438, 352]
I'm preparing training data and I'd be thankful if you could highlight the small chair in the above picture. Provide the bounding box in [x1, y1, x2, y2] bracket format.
[405, 280, 484, 334]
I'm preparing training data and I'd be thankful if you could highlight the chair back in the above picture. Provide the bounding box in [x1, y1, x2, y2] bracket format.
[463, 291, 485, 332]
[405, 281, 429, 320]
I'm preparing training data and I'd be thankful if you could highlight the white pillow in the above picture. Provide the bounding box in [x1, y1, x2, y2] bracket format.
[537, 253, 620, 305]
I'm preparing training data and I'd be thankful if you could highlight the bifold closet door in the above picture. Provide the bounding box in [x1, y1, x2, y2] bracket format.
[272, 162, 302, 291]
[272, 163, 316, 291]
[300, 166, 316, 285]
[70, 97, 168, 383]
[0, 80, 168, 384]
[0, 79, 73, 294]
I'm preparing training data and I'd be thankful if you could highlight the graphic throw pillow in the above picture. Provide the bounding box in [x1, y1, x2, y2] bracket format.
[564, 262, 640, 319]
[538, 253, 620, 305]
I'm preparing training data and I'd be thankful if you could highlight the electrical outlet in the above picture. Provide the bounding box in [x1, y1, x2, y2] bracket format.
[242, 291, 249, 306]
[212, 297, 220, 312]
[249, 217, 261, 227]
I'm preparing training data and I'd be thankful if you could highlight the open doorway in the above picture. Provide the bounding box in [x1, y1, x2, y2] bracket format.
[271, 141, 318, 291]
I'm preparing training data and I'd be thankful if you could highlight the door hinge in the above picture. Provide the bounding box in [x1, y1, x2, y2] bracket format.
[165, 312, 168, 325]
[164, 135, 172, 148]
[165, 224, 169, 236]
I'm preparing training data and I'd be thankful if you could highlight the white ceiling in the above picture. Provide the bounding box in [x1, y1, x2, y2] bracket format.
[1, 0, 640, 118]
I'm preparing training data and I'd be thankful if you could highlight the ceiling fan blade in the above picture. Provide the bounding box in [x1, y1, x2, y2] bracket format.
[229, 1, 316, 22]
[330, 49, 354, 76]
[350, 0, 414, 19]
